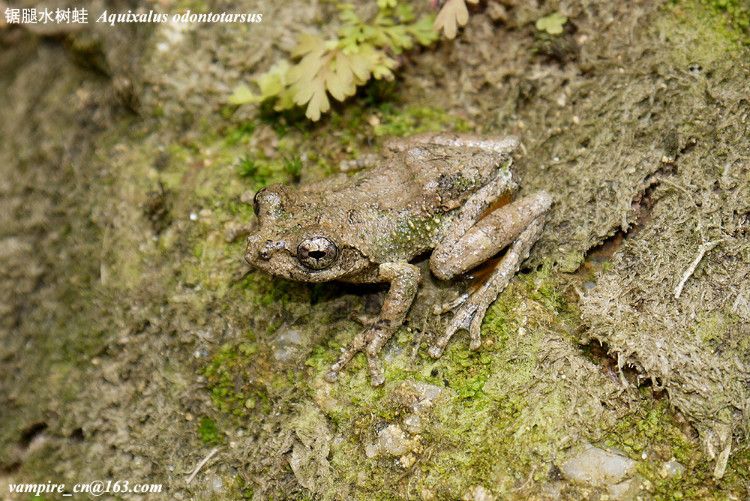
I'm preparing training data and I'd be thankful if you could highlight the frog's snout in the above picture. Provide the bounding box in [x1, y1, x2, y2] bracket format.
[245, 248, 258, 266]
[246, 238, 288, 266]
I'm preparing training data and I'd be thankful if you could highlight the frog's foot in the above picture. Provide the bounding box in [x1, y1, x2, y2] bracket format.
[326, 262, 420, 386]
[432, 293, 469, 315]
[428, 217, 546, 358]
[325, 329, 370, 383]
[324, 325, 389, 386]
[428, 297, 487, 358]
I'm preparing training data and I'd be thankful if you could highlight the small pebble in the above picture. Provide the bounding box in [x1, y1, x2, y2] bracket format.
[661, 459, 685, 478]
[378, 424, 411, 456]
[560, 444, 636, 486]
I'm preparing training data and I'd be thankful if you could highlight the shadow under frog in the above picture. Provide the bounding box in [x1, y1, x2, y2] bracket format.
[245, 133, 552, 386]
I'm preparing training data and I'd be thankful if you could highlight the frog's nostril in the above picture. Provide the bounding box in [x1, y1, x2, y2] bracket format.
[256, 239, 287, 261]
[259, 248, 273, 260]
[258, 239, 274, 260]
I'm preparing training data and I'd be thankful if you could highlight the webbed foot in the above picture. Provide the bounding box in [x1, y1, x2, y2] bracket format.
[325, 325, 388, 386]
[325, 262, 420, 386]
[429, 294, 488, 358]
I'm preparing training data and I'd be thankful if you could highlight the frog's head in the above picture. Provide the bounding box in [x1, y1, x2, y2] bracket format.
[244, 186, 372, 282]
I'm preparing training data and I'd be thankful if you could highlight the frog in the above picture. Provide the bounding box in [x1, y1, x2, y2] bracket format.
[245, 133, 552, 386]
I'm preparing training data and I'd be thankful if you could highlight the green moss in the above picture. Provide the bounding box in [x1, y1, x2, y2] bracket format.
[693, 311, 733, 347]
[556, 249, 584, 273]
[373, 104, 471, 137]
[521, 263, 578, 319]
[204, 341, 272, 419]
[282, 154, 303, 182]
[698, 0, 750, 39]
[605, 398, 693, 460]
[237, 273, 308, 310]
[295, 267, 608, 498]
[601, 396, 718, 499]
[236, 154, 299, 189]
[721, 447, 750, 495]
[407, 271, 601, 496]
[197, 416, 222, 445]
[663, 0, 748, 67]
[224, 122, 257, 146]
[306, 100, 472, 168]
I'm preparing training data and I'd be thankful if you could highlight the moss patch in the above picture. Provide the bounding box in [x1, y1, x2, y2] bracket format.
[290, 269, 626, 498]
[197, 417, 222, 445]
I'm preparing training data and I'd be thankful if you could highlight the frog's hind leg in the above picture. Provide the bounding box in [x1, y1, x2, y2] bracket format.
[428, 191, 552, 358]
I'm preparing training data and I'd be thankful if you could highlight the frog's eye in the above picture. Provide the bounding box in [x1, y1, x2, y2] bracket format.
[297, 236, 338, 270]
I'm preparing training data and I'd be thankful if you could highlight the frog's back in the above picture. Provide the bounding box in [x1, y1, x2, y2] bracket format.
[311, 144, 509, 213]
[291, 143, 512, 263]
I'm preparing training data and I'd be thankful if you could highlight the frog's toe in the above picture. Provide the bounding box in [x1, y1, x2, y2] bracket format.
[367, 358, 385, 387]
[432, 293, 469, 315]
[325, 330, 368, 383]
[468, 305, 487, 350]
[430, 324, 457, 359]
[365, 336, 388, 386]
[430, 300, 488, 357]
[428, 343, 445, 359]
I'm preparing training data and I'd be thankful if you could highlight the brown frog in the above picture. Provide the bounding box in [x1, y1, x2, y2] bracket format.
[245, 133, 551, 386]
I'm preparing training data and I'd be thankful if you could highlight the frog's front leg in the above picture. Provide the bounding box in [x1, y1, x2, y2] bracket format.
[428, 191, 552, 358]
[325, 262, 421, 386]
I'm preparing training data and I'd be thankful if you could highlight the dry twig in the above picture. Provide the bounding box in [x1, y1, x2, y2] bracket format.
[674, 240, 721, 299]
[186, 447, 220, 484]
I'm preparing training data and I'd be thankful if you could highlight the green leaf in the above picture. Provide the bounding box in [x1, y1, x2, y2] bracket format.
[287, 50, 325, 85]
[255, 61, 289, 98]
[535, 12, 568, 35]
[290, 76, 315, 107]
[408, 15, 438, 46]
[305, 78, 330, 121]
[347, 44, 378, 82]
[372, 55, 397, 80]
[383, 24, 413, 52]
[434, 0, 469, 39]
[273, 88, 296, 111]
[291, 33, 327, 57]
[394, 3, 416, 23]
[228, 1, 439, 121]
[325, 53, 357, 101]
[338, 4, 359, 25]
[228, 84, 258, 105]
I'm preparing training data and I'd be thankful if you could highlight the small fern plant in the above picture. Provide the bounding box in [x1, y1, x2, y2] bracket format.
[433, 0, 478, 39]
[229, 2, 438, 121]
